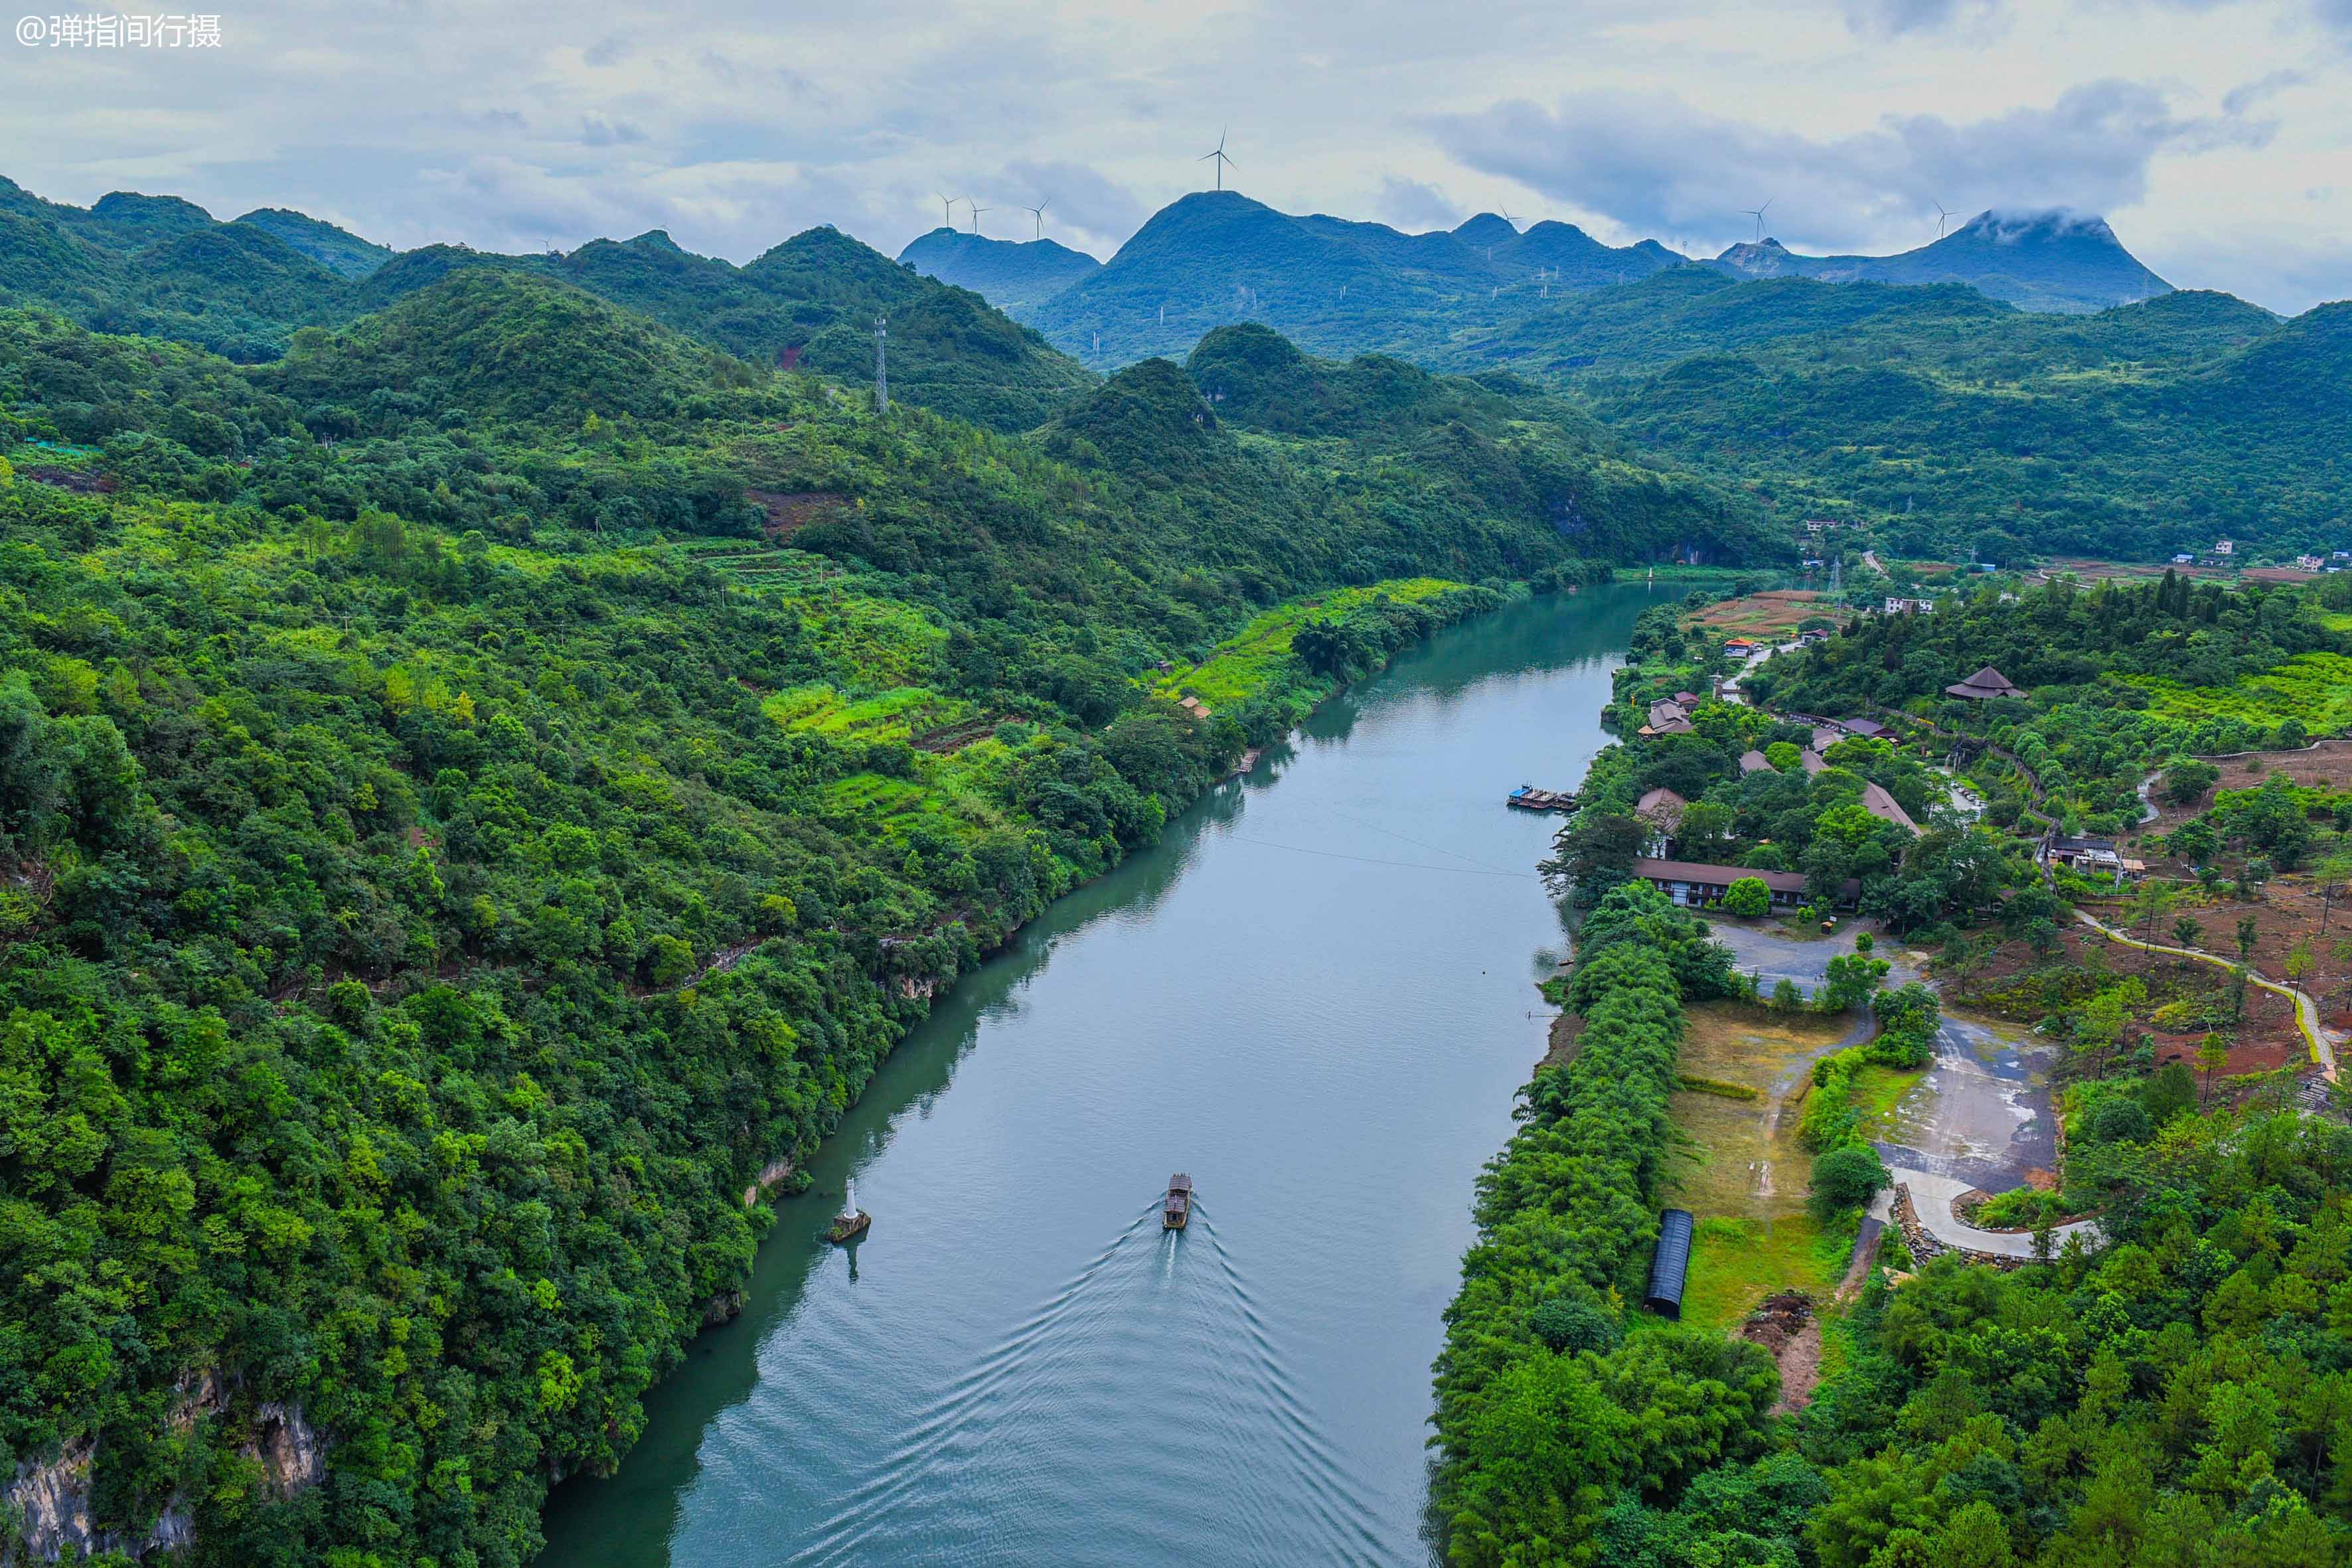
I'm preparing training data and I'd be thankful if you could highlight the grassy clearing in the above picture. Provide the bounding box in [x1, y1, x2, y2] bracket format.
[1153, 577, 1459, 710]
[1849, 1063, 1930, 1136]
[1664, 1003, 1852, 1222]
[1679, 1213, 1849, 1334]
[2124, 651, 2352, 734]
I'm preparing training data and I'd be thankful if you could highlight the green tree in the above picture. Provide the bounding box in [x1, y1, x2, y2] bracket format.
[1723, 876, 1772, 918]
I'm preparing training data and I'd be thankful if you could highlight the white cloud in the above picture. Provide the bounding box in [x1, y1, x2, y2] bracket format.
[1843, 0, 2002, 36]
[1374, 175, 1459, 232]
[1435, 79, 2274, 258]
[0, 0, 2342, 309]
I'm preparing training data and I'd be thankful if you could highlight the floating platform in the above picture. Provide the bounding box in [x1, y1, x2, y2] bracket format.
[826, 1210, 870, 1244]
[1507, 786, 1577, 812]
[1162, 1173, 1193, 1231]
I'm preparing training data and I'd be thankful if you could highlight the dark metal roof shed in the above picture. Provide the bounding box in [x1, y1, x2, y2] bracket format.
[1644, 1208, 1695, 1320]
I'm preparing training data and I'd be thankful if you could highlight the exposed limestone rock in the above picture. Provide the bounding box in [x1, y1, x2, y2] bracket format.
[4, 1383, 324, 1563]
[741, 1155, 795, 1208]
[252, 1402, 326, 1498]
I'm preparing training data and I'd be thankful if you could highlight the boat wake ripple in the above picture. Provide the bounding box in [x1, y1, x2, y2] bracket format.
[789, 1196, 1391, 1565]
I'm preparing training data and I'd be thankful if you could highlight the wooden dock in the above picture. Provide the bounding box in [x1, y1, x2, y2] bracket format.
[1507, 786, 1577, 812]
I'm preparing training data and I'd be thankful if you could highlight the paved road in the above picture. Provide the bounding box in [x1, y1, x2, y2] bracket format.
[2073, 907, 2339, 1082]
[1871, 1168, 2102, 1259]
[1707, 917, 1919, 994]
[1872, 1012, 2058, 1192]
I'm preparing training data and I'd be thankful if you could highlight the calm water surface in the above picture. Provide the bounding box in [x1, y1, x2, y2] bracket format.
[540, 584, 1667, 1566]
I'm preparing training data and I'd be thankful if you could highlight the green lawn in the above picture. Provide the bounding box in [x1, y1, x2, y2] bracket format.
[1678, 1213, 1851, 1333]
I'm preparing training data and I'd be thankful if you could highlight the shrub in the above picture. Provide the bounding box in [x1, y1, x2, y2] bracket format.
[1723, 876, 1772, 918]
[2088, 1096, 2155, 1144]
[1810, 1144, 1891, 1219]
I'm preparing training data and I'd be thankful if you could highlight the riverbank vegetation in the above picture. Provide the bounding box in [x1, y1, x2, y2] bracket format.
[0, 256, 1751, 1565]
[1429, 881, 1778, 1560]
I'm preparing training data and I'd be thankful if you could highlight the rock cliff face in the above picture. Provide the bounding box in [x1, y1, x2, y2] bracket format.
[3, 1378, 325, 1561]
[740, 1155, 795, 1209]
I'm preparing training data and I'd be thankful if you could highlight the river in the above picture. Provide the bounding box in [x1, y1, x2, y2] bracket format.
[539, 582, 1670, 1566]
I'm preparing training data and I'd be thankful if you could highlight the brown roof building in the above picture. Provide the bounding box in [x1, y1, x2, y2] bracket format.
[1630, 858, 1860, 910]
[1738, 749, 1774, 774]
[1635, 787, 1689, 835]
[1945, 665, 2025, 700]
[1861, 781, 1920, 834]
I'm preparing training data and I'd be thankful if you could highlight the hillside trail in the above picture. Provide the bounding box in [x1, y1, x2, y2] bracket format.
[2070, 907, 2337, 1082]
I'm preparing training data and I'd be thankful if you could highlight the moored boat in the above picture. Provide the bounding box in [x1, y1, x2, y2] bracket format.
[1506, 785, 1577, 812]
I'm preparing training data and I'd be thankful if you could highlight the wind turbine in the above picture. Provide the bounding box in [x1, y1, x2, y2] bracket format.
[1740, 198, 1772, 243]
[933, 191, 959, 228]
[1198, 127, 1237, 192]
[1024, 199, 1050, 240]
[1499, 210, 1523, 232]
[1932, 200, 1952, 240]
[969, 203, 992, 236]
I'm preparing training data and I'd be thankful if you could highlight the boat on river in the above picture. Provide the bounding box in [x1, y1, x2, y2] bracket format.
[1506, 785, 1576, 812]
[827, 1178, 870, 1243]
[1162, 1174, 1193, 1231]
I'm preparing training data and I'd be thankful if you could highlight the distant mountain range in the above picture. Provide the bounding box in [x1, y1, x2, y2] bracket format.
[901, 191, 2175, 370]
[1702, 210, 2169, 314]
[9, 169, 2347, 561]
[917, 191, 1687, 368]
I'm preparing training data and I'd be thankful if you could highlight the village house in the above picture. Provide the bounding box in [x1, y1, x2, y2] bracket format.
[1860, 781, 1919, 834]
[2041, 830, 2146, 882]
[1630, 858, 1859, 911]
[2299, 554, 2325, 572]
[1881, 595, 1932, 615]
[1641, 698, 1693, 736]
[2213, 538, 2234, 557]
[1634, 787, 1688, 853]
[1738, 749, 1774, 774]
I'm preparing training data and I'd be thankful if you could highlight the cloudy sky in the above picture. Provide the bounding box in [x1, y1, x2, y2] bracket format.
[3, 0, 2347, 311]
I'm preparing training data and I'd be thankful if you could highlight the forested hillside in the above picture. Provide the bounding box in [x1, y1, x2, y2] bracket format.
[0, 179, 1093, 433]
[1452, 269, 2343, 562]
[0, 251, 1758, 1564]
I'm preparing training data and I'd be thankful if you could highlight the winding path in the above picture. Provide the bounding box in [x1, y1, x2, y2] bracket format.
[2071, 907, 2338, 1082]
[1870, 1170, 2103, 1259]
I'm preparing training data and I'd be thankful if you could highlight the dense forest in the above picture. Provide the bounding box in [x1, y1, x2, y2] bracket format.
[0, 223, 1766, 1564]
